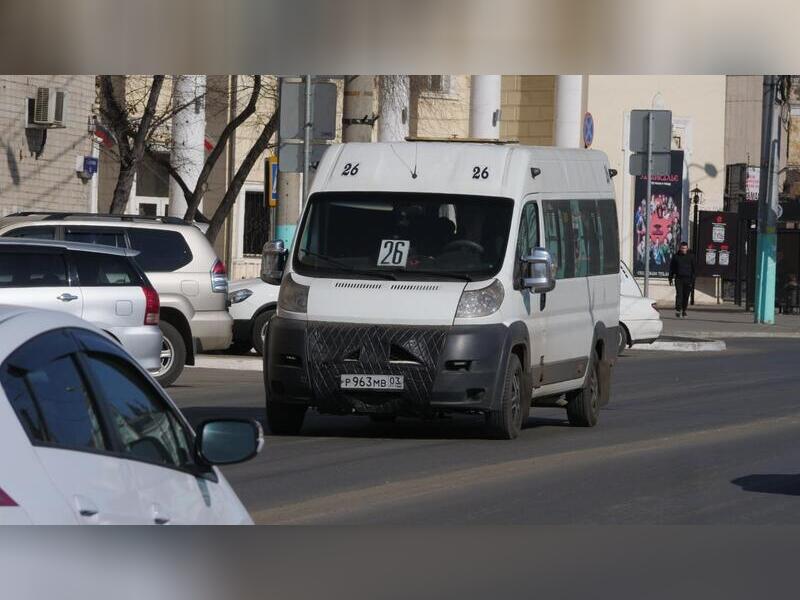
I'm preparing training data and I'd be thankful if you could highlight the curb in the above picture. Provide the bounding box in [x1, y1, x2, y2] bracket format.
[634, 337, 726, 352]
[671, 330, 800, 340]
[191, 355, 262, 371]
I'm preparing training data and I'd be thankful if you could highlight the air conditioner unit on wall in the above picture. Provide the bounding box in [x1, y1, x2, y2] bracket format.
[33, 87, 66, 128]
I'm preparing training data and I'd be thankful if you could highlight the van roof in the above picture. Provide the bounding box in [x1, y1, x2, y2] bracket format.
[311, 142, 615, 199]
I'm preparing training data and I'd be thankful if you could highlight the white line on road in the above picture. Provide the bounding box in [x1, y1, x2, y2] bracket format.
[190, 355, 263, 371]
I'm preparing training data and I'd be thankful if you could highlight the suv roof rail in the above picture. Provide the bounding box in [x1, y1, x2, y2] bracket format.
[7, 212, 192, 226]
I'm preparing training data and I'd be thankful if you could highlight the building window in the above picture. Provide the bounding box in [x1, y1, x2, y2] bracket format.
[136, 151, 169, 198]
[243, 191, 269, 256]
[421, 75, 452, 95]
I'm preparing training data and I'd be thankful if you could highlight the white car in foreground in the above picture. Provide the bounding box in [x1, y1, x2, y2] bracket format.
[619, 262, 663, 354]
[228, 277, 279, 355]
[0, 306, 261, 524]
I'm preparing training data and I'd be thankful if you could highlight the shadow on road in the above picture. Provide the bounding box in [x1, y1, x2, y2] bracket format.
[179, 405, 570, 441]
[731, 474, 800, 496]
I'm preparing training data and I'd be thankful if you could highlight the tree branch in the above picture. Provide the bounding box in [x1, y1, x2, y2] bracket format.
[184, 75, 262, 222]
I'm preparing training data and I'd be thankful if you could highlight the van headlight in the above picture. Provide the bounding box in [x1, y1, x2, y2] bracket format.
[278, 274, 309, 313]
[456, 279, 504, 318]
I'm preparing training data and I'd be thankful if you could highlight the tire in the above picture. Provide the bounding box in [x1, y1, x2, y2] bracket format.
[617, 325, 629, 356]
[252, 309, 275, 357]
[368, 414, 397, 424]
[566, 352, 601, 427]
[266, 399, 307, 435]
[152, 321, 186, 388]
[485, 354, 525, 440]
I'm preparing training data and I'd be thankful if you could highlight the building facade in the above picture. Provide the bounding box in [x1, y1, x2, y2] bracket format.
[0, 76, 97, 215]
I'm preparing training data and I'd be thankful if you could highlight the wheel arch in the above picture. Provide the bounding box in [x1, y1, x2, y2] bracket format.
[159, 307, 194, 365]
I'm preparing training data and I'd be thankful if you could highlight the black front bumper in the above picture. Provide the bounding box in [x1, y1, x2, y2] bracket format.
[265, 317, 514, 416]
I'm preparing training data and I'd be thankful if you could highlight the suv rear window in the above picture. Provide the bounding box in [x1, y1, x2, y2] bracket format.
[65, 228, 127, 248]
[0, 252, 68, 287]
[72, 251, 144, 287]
[126, 229, 193, 272]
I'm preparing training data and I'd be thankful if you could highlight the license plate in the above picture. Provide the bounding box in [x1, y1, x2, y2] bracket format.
[340, 374, 404, 391]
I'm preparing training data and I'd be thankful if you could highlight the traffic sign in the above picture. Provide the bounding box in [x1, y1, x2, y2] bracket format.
[582, 112, 594, 148]
[267, 155, 278, 207]
[629, 152, 671, 177]
[629, 109, 672, 153]
[279, 80, 337, 142]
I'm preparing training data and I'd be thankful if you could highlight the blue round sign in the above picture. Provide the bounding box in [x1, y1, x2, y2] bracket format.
[583, 112, 594, 148]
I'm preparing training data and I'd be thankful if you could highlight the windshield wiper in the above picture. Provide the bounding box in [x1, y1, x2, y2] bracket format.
[413, 270, 474, 282]
[300, 250, 398, 280]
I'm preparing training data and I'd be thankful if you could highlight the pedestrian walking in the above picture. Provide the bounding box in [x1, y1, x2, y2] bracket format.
[669, 241, 695, 317]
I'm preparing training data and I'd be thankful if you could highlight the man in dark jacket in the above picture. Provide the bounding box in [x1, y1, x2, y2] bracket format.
[669, 242, 696, 317]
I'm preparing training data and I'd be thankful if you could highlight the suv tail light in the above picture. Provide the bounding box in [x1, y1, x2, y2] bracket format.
[142, 286, 160, 325]
[0, 486, 17, 507]
[211, 259, 228, 293]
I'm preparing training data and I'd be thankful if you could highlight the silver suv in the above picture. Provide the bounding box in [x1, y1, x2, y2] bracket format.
[0, 213, 232, 386]
[0, 238, 162, 370]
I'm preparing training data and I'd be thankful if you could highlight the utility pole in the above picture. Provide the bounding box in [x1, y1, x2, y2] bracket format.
[302, 74, 313, 207]
[343, 76, 376, 142]
[754, 75, 782, 324]
[469, 75, 502, 140]
[643, 112, 654, 296]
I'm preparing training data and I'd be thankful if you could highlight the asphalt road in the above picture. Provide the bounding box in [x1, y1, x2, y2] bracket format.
[171, 339, 800, 524]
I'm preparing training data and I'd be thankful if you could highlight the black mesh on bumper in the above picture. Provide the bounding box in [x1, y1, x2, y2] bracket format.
[306, 322, 448, 414]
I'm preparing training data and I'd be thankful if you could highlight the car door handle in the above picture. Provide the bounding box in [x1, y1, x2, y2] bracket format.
[57, 293, 79, 302]
[74, 495, 99, 518]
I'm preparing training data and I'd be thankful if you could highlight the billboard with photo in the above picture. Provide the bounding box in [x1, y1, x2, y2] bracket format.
[632, 150, 685, 277]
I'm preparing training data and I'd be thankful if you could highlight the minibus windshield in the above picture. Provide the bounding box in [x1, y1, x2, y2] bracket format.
[293, 192, 514, 281]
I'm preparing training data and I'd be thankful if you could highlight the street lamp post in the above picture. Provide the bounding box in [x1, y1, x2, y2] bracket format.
[690, 186, 703, 305]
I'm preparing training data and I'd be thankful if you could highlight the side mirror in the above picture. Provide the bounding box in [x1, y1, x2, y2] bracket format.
[521, 247, 556, 293]
[261, 240, 288, 285]
[196, 419, 264, 466]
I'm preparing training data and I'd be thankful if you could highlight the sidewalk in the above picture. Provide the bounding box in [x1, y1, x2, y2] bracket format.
[658, 303, 800, 339]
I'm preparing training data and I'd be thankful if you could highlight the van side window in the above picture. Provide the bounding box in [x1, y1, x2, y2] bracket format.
[542, 200, 574, 279]
[596, 199, 620, 275]
[514, 202, 540, 288]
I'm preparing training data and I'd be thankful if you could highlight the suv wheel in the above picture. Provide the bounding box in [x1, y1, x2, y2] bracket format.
[152, 321, 186, 387]
[252, 309, 275, 357]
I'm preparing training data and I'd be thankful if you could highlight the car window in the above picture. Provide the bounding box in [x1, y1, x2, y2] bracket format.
[82, 353, 193, 468]
[5, 226, 57, 240]
[1, 330, 108, 451]
[64, 228, 127, 248]
[0, 251, 68, 287]
[126, 229, 193, 272]
[72, 251, 143, 287]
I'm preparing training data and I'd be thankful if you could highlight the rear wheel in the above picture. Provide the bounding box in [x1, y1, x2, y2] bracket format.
[266, 398, 307, 435]
[566, 352, 600, 427]
[486, 354, 525, 440]
[252, 309, 275, 357]
[152, 321, 186, 388]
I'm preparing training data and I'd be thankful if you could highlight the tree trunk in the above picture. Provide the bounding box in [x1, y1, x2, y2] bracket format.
[205, 112, 278, 243]
[109, 160, 136, 214]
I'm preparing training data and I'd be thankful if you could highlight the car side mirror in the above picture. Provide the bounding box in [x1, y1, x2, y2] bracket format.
[196, 419, 264, 466]
[261, 240, 288, 285]
[520, 247, 556, 293]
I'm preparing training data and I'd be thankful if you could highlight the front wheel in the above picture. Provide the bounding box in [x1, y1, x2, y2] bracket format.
[266, 399, 307, 435]
[617, 325, 629, 356]
[485, 354, 526, 440]
[566, 352, 601, 427]
[252, 309, 275, 357]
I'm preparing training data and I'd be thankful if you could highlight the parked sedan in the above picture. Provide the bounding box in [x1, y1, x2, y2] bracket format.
[0, 238, 161, 371]
[619, 261, 663, 354]
[0, 306, 261, 524]
[228, 277, 279, 356]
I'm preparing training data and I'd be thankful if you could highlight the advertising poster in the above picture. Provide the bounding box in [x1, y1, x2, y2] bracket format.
[697, 211, 739, 278]
[632, 150, 684, 277]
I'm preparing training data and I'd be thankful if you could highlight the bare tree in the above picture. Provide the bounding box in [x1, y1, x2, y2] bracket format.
[98, 75, 165, 214]
[98, 75, 279, 243]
